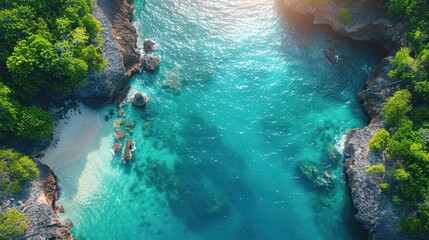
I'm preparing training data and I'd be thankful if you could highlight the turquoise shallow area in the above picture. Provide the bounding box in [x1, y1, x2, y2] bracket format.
[54, 0, 385, 239]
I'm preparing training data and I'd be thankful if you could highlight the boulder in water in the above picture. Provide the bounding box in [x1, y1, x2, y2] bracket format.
[141, 55, 160, 71]
[115, 130, 126, 141]
[112, 143, 122, 154]
[132, 92, 148, 107]
[143, 39, 156, 53]
[58, 205, 65, 213]
[124, 140, 133, 161]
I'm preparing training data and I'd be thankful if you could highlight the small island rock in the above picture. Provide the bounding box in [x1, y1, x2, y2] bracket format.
[124, 140, 133, 161]
[143, 39, 156, 53]
[112, 143, 122, 154]
[132, 92, 148, 108]
[141, 55, 160, 71]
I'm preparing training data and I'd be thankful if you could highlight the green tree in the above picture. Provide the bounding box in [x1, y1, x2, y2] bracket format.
[14, 106, 54, 140]
[0, 83, 19, 133]
[82, 14, 102, 39]
[0, 149, 39, 194]
[6, 35, 57, 98]
[382, 89, 412, 128]
[365, 164, 386, 175]
[388, 48, 416, 87]
[369, 128, 390, 151]
[80, 45, 106, 72]
[389, 168, 411, 181]
[0, 208, 28, 239]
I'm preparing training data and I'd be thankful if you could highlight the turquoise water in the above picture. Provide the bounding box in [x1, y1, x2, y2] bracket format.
[52, 0, 385, 239]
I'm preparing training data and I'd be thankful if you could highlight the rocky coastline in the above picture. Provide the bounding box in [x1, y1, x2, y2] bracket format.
[281, 0, 406, 51]
[282, 0, 406, 239]
[4, 0, 143, 238]
[79, 0, 141, 109]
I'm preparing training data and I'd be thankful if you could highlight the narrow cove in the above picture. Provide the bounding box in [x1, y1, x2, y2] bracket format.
[43, 0, 386, 239]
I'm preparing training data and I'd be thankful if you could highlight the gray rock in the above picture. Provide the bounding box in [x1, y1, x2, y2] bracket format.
[141, 55, 161, 71]
[132, 92, 148, 108]
[78, 5, 125, 108]
[282, 0, 406, 51]
[143, 39, 157, 53]
[358, 56, 398, 122]
[344, 57, 404, 239]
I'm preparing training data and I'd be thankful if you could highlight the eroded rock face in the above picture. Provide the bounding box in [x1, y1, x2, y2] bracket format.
[141, 55, 161, 71]
[344, 57, 403, 239]
[20, 169, 73, 239]
[345, 126, 407, 240]
[132, 92, 148, 107]
[282, 0, 406, 51]
[79, 0, 141, 108]
[358, 56, 398, 122]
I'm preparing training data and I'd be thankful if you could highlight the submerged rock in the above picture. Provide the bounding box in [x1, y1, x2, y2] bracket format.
[132, 92, 148, 108]
[299, 161, 335, 189]
[141, 55, 160, 71]
[323, 46, 337, 64]
[115, 130, 126, 141]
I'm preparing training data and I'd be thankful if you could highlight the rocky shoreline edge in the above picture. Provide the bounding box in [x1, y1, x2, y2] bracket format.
[281, 0, 406, 239]
[5, 0, 143, 239]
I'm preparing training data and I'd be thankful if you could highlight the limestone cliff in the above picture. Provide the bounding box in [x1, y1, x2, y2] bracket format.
[281, 1, 407, 238]
[344, 57, 407, 239]
[79, 0, 141, 108]
[282, 0, 406, 51]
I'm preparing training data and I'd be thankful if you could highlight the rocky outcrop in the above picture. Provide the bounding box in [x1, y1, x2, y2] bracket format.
[344, 56, 404, 239]
[132, 92, 148, 107]
[345, 125, 404, 239]
[20, 167, 72, 239]
[281, 1, 407, 237]
[143, 39, 156, 53]
[141, 55, 161, 71]
[79, 0, 141, 108]
[124, 140, 133, 161]
[358, 56, 399, 122]
[282, 0, 406, 51]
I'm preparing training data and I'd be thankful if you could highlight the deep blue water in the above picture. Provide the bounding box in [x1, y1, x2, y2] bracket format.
[51, 0, 385, 239]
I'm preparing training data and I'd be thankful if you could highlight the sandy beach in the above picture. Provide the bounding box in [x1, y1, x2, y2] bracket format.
[40, 103, 101, 170]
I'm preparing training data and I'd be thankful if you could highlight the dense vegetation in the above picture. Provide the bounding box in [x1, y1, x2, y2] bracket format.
[0, 148, 39, 195]
[0, 208, 28, 239]
[364, 0, 429, 238]
[0, 0, 105, 140]
[0, 0, 105, 238]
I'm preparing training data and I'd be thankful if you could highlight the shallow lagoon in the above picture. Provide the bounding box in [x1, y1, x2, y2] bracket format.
[46, 0, 385, 239]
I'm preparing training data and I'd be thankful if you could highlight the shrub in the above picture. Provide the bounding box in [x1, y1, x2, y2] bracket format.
[0, 208, 28, 239]
[379, 183, 389, 191]
[365, 164, 385, 175]
[0, 149, 39, 194]
[14, 106, 54, 140]
[369, 129, 390, 151]
[389, 168, 411, 181]
[382, 90, 412, 129]
[338, 7, 353, 26]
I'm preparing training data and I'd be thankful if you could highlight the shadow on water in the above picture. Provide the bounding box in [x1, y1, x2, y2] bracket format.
[131, 113, 254, 232]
